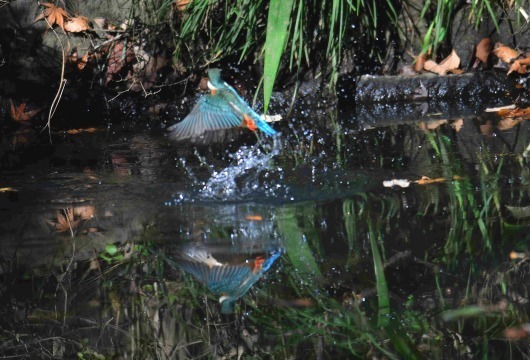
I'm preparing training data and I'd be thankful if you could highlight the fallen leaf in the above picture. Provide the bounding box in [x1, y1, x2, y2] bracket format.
[174, 0, 191, 11]
[509, 251, 528, 260]
[74, 205, 95, 220]
[507, 57, 530, 75]
[497, 107, 530, 120]
[10, 100, 41, 122]
[92, 17, 120, 31]
[64, 16, 90, 33]
[492, 43, 520, 63]
[47, 208, 80, 233]
[245, 215, 263, 221]
[77, 51, 89, 70]
[416, 175, 462, 185]
[0, 187, 17, 192]
[449, 119, 463, 132]
[34, 2, 69, 32]
[475, 37, 492, 64]
[69, 50, 91, 70]
[414, 53, 427, 73]
[423, 50, 460, 75]
[485, 104, 516, 112]
[65, 127, 103, 134]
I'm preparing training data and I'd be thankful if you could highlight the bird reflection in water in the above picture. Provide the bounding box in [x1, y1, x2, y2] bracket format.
[172, 241, 282, 314]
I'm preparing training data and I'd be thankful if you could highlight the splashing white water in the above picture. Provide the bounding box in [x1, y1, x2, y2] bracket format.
[200, 136, 283, 200]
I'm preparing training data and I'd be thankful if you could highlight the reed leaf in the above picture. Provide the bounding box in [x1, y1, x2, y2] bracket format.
[263, 0, 294, 113]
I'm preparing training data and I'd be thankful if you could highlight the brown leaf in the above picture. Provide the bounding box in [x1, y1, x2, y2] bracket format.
[34, 2, 69, 32]
[475, 37, 492, 64]
[497, 107, 530, 120]
[47, 208, 80, 233]
[492, 43, 520, 63]
[423, 50, 460, 75]
[439, 50, 460, 71]
[73, 205, 95, 220]
[65, 127, 103, 134]
[507, 57, 530, 75]
[64, 16, 90, 33]
[9, 100, 41, 122]
[78, 51, 89, 70]
[414, 53, 427, 73]
[174, 0, 191, 11]
[245, 215, 263, 221]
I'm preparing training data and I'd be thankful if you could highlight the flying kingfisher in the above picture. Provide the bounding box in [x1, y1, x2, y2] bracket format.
[167, 69, 277, 142]
[174, 243, 282, 314]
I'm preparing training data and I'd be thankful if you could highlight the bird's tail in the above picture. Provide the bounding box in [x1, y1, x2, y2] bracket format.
[249, 110, 277, 136]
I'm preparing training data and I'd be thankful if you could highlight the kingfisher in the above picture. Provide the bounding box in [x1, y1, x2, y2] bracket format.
[174, 244, 282, 314]
[167, 69, 277, 142]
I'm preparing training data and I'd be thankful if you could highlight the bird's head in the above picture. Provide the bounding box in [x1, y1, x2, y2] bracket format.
[207, 68, 224, 90]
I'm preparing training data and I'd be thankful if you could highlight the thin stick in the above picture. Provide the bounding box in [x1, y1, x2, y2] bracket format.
[40, 5, 67, 142]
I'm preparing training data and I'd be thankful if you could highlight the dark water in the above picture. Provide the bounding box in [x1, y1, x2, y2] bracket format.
[1, 102, 529, 359]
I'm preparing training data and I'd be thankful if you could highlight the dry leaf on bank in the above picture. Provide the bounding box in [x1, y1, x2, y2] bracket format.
[414, 53, 427, 73]
[492, 43, 520, 63]
[475, 37, 492, 64]
[10, 100, 41, 122]
[64, 16, 91, 33]
[508, 57, 530, 75]
[34, 2, 69, 32]
[497, 107, 530, 120]
[69, 50, 91, 70]
[423, 50, 460, 75]
[485, 104, 516, 112]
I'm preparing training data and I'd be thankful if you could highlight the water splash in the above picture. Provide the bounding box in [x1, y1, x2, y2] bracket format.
[199, 136, 283, 201]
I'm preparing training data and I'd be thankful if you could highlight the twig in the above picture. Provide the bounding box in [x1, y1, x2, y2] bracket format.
[40, 6, 67, 143]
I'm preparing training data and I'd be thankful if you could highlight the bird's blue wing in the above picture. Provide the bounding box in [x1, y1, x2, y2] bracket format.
[167, 94, 242, 141]
[207, 265, 252, 295]
[222, 85, 277, 137]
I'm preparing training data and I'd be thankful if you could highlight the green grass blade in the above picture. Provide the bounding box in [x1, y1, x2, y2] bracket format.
[369, 221, 390, 327]
[263, 0, 294, 113]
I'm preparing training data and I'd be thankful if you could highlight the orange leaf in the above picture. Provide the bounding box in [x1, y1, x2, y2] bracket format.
[34, 2, 69, 32]
[492, 43, 520, 63]
[78, 51, 90, 70]
[174, 0, 191, 11]
[497, 107, 530, 120]
[9, 100, 41, 122]
[475, 37, 492, 64]
[245, 215, 263, 221]
[507, 57, 530, 75]
[64, 16, 90, 33]
[65, 127, 103, 134]
[414, 53, 426, 73]
[423, 50, 460, 75]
